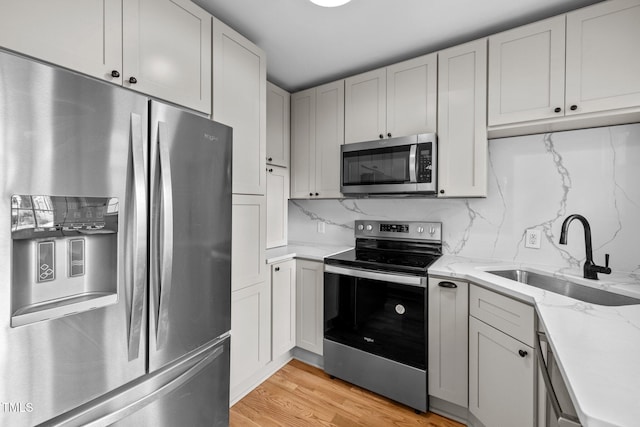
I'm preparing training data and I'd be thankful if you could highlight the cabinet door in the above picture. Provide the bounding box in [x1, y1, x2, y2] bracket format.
[271, 260, 296, 359]
[213, 18, 266, 195]
[344, 68, 386, 144]
[314, 80, 345, 199]
[290, 88, 316, 199]
[469, 316, 535, 427]
[266, 82, 291, 167]
[266, 166, 289, 249]
[123, 0, 212, 114]
[565, 0, 640, 115]
[488, 16, 566, 125]
[230, 280, 271, 394]
[231, 195, 267, 292]
[437, 39, 488, 198]
[428, 278, 468, 407]
[386, 53, 438, 137]
[296, 260, 324, 355]
[0, 0, 122, 84]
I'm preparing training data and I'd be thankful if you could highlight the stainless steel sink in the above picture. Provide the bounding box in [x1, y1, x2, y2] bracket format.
[487, 269, 640, 306]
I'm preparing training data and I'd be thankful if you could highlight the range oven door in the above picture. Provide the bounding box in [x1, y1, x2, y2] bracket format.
[324, 265, 427, 369]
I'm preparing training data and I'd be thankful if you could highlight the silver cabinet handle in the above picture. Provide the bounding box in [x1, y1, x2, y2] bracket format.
[535, 332, 582, 426]
[128, 113, 147, 361]
[155, 121, 174, 350]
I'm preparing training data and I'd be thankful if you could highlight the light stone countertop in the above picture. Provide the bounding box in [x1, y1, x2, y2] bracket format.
[265, 241, 353, 264]
[429, 255, 640, 427]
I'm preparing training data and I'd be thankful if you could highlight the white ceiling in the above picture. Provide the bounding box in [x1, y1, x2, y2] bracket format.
[192, 0, 603, 92]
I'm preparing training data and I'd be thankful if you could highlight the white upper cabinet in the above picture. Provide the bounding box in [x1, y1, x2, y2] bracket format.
[344, 68, 387, 143]
[291, 80, 344, 199]
[123, 0, 212, 114]
[266, 82, 291, 168]
[437, 39, 488, 198]
[488, 16, 566, 125]
[0, 0, 212, 114]
[0, 0, 123, 84]
[231, 195, 267, 292]
[386, 55, 438, 138]
[565, 0, 640, 115]
[212, 17, 267, 195]
[488, 0, 640, 132]
[266, 166, 289, 249]
[344, 53, 437, 144]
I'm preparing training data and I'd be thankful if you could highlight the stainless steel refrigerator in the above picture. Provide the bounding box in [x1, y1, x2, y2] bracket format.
[0, 49, 232, 426]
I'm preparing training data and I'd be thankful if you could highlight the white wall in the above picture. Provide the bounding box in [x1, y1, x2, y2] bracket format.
[289, 123, 640, 275]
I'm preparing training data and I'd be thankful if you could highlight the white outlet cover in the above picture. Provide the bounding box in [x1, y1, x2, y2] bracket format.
[525, 229, 541, 249]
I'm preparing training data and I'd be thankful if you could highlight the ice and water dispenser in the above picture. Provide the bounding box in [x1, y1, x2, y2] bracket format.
[10, 195, 119, 327]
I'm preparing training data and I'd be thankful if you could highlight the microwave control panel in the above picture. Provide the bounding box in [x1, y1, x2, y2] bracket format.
[416, 143, 433, 183]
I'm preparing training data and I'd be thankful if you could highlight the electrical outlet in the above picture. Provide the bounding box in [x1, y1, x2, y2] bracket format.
[525, 229, 541, 249]
[317, 221, 326, 234]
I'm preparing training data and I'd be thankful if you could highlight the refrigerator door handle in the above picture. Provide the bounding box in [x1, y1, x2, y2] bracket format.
[128, 112, 147, 361]
[155, 121, 174, 350]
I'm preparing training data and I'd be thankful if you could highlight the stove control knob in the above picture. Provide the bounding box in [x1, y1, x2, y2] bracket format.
[365, 224, 373, 231]
[416, 226, 424, 233]
[357, 224, 364, 231]
[429, 227, 436, 236]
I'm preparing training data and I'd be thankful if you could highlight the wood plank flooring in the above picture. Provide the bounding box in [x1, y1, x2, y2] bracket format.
[230, 359, 464, 427]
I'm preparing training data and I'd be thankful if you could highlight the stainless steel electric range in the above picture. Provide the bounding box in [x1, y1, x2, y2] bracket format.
[323, 220, 442, 412]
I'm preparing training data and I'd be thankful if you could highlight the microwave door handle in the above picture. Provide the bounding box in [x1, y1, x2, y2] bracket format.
[127, 113, 147, 362]
[409, 144, 417, 183]
[535, 332, 582, 427]
[155, 121, 174, 351]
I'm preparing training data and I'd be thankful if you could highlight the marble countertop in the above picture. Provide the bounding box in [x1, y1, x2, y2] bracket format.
[429, 255, 640, 427]
[265, 241, 353, 264]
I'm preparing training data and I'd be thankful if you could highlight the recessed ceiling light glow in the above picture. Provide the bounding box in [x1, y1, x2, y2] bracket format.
[309, 0, 352, 7]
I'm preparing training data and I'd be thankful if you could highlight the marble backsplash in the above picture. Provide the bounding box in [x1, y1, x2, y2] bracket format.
[288, 123, 640, 275]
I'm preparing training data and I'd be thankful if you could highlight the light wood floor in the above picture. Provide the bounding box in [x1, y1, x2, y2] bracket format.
[230, 359, 464, 427]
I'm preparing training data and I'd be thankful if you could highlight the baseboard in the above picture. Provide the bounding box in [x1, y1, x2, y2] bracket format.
[292, 346, 324, 369]
[229, 351, 294, 406]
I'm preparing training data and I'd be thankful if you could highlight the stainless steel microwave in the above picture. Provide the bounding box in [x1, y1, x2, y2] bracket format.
[340, 133, 437, 195]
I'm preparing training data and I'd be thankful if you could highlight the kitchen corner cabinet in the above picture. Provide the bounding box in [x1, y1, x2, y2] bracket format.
[488, 0, 640, 128]
[469, 285, 535, 427]
[266, 82, 291, 168]
[295, 260, 324, 355]
[271, 259, 296, 359]
[437, 39, 488, 198]
[213, 18, 267, 195]
[266, 166, 289, 249]
[0, 0, 212, 114]
[291, 80, 344, 199]
[232, 195, 267, 292]
[428, 278, 468, 407]
[344, 54, 437, 144]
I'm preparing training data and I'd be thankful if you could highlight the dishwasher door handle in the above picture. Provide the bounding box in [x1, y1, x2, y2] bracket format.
[535, 331, 582, 427]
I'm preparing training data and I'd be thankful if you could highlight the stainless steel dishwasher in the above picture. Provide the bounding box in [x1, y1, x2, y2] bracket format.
[536, 331, 582, 427]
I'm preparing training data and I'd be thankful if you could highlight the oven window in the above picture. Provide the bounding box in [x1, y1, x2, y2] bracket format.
[342, 145, 411, 185]
[324, 272, 425, 369]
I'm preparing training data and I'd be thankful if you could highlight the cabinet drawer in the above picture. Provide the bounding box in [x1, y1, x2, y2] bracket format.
[469, 285, 534, 346]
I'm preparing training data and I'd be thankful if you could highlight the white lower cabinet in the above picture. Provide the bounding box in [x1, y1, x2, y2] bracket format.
[428, 278, 468, 407]
[295, 260, 324, 355]
[271, 259, 296, 359]
[468, 285, 536, 427]
[230, 279, 271, 395]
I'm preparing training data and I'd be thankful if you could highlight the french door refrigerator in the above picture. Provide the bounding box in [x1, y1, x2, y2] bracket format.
[0, 49, 232, 426]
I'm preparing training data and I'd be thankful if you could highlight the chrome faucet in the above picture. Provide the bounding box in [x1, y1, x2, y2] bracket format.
[559, 214, 611, 280]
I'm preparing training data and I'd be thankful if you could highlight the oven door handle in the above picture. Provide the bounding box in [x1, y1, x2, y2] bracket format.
[324, 264, 426, 288]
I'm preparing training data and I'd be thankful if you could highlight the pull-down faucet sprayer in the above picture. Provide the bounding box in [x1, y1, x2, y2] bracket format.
[559, 214, 611, 280]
